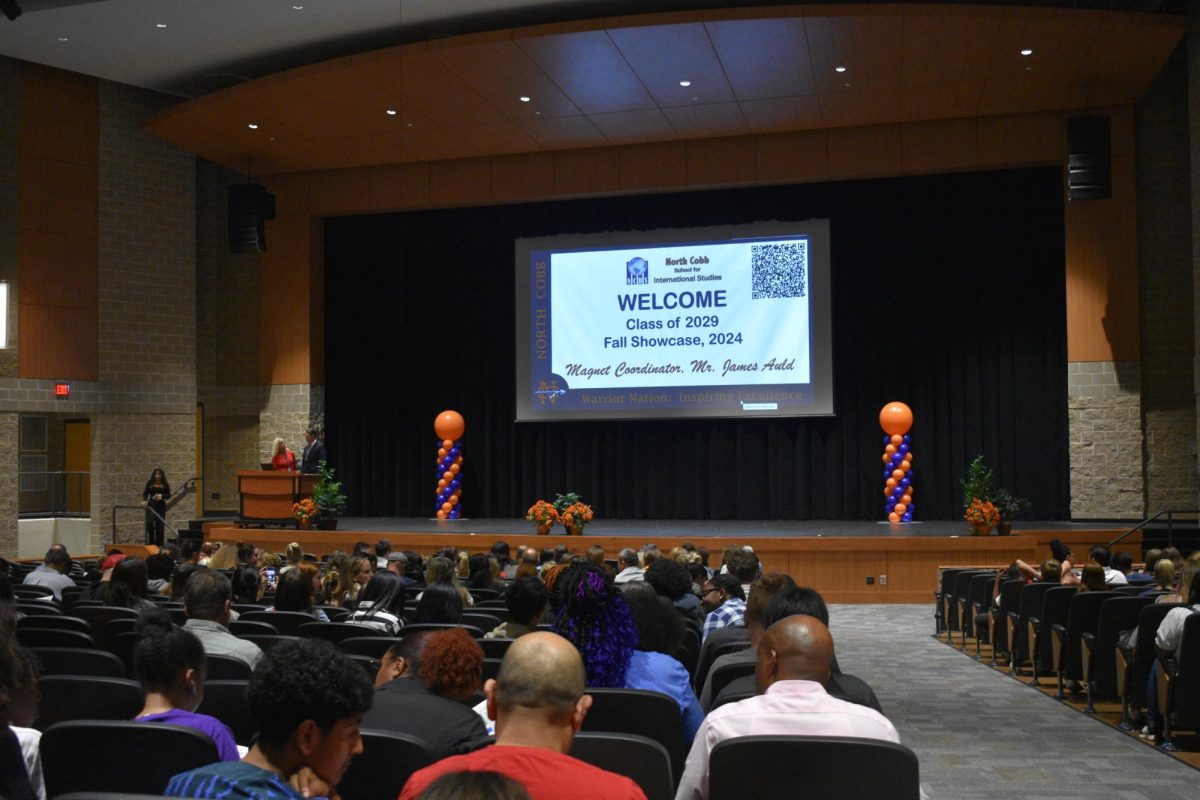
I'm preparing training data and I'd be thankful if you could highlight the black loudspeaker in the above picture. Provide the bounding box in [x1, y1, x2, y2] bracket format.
[228, 183, 276, 253]
[1066, 115, 1111, 201]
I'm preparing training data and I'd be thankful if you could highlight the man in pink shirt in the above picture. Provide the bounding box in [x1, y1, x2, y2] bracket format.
[675, 614, 900, 800]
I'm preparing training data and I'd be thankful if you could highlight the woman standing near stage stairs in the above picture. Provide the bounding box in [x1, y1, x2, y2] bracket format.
[142, 468, 171, 547]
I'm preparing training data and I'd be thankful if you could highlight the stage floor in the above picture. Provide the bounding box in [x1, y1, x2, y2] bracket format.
[328, 516, 1125, 539]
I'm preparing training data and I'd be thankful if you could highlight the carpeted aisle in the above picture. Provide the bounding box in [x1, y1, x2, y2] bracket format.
[827, 605, 1198, 800]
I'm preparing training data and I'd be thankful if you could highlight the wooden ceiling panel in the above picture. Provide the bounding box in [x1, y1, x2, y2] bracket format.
[818, 87, 901, 130]
[739, 95, 823, 134]
[607, 23, 735, 108]
[588, 108, 677, 145]
[899, 82, 984, 123]
[899, 7, 999, 88]
[979, 9, 1102, 83]
[1078, 17, 1184, 101]
[516, 30, 656, 114]
[398, 52, 507, 127]
[662, 102, 749, 139]
[518, 114, 608, 149]
[804, 10, 904, 94]
[706, 17, 816, 100]
[976, 75, 1076, 118]
[432, 40, 583, 121]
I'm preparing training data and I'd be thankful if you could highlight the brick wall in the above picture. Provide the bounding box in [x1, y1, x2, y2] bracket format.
[259, 383, 323, 463]
[0, 58, 17, 378]
[1190, 5, 1200, 493]
[1068, 362, 1145, 519]
[0, 413, 17, 553]
[1135, 43, 1197, 514]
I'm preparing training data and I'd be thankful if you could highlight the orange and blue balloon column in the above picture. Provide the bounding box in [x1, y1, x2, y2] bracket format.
[879, 402, 914, 523]
[434, 410, 465, 519]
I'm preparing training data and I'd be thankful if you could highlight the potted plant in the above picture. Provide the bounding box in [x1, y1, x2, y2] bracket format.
[961, 456, 997, 535]
[311, 461, 347, 530]
[560, 501, 594, 536]
[993, 489, 1031, 536]
[292, 498, 320, 530]
[964, 497, 1000, 536]
[526, 500, 559, 535]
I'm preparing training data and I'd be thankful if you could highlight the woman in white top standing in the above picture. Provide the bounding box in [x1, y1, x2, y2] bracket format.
[348, 571, 406, 635]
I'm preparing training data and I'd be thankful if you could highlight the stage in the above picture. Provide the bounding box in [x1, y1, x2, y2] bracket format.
[202, 517, 1136, 604]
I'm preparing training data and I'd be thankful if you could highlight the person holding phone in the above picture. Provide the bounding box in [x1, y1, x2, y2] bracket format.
[141, 468, 171, 547]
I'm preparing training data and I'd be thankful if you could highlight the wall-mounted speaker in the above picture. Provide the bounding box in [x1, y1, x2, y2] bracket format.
[1066, 115, 1111, 201]
[228, 183, 276, 253]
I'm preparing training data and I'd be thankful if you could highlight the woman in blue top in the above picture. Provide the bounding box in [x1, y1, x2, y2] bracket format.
[133, 608, 240, 761]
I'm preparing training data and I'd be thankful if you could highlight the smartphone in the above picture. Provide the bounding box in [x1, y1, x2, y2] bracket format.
[264, 568, 277, 586]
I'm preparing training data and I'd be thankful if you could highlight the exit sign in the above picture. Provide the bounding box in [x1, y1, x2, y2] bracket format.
[54, 383, 69, 398]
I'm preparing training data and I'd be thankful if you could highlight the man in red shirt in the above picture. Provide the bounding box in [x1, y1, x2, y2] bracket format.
[398, 632, 646, 800]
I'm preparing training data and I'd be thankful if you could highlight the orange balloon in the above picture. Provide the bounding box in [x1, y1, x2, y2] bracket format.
[881, 454, 890, 464]
[886, 478, 897, 488]
[888, 512, 900, 522]
[436, 509, 447, 519]
[437, 479, 447, 488]
[438, 448, 447, 458]
[883, 488, 892, 497]
[890, 434, 903, 446]
[906, 452, 914, 463]
[454, 456, 463, 465]
[449, 463, 460, 475]
[885, 444, 896, 455]
[879, 402, 913, 436]
[901, 494, 912, 505]
[894, 503, 907, 515]
[449, 495, 459, 505]
[441, 502, 453, 513]
[442, 439, 454, 450]
[892, 469, 904, 480]
[900, 460, 911, 472]
[443, 470, 454, 482]
[435, 410, 466, 441]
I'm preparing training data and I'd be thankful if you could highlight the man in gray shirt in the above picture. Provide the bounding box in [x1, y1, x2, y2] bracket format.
[613, 548, 644, 584]
[182, 568, 263, 669]
[23, 545, 75, 600]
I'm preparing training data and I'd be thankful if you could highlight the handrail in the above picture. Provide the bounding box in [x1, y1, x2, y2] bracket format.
[109, 476, 201, 546]
[1106, 509, 1200, 550]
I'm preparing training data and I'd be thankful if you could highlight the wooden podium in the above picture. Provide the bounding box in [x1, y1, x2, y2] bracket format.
[236, 470, 317, 525]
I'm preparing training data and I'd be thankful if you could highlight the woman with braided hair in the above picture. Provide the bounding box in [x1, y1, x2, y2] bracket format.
[551, 561, 637, 688]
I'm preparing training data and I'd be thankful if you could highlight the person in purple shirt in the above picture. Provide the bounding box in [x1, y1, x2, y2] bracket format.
[132, 608, 240, 762]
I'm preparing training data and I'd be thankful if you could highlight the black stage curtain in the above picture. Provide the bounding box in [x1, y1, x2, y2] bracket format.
[324, 168, 1067, 521]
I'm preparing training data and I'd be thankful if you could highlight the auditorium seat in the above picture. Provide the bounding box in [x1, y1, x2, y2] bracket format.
[14, 585, 55, 600]
[708, 735, 920, 800]
[581, 688, 683, 781]
[1007, 582, 1056, 677]
[1026, 586, 1075, 684]
[1081, 595, 1154, 712]
[228, 619, 279, 636]
[936, 568, 970, 635]
[206, 653, 253, 680]
[708, 661, 755, 704]
[1158, 612, 1200, 750]
[297, 621, 379, 643]
[990, 579, 1024, 665]
[963, 572, 997, 656]
[338, 729, 433, 800]
[31, 647, 126, 678]
[195, 679, 256, 746]
[17, 615, 91, 635]
[1052, 591, 1121, 698]
[239, 609, 321, 635]
[339, 636, 400, 658]
[41, 720, 219, 797]
[569, 732, 674, 800]
[1116, 602, 1183, 728]
[36, 675, 144, 731]
[462, 612, 502, 631]
[238, 633, 301, 652]
[399, 622, 485, 638]
[478, 637, 516, 659]
[16, 627, 97, 650]
[16, 601, 62, 617]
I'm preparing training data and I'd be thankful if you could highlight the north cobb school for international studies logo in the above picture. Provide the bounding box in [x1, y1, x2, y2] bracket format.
[626, 257, 649, 285]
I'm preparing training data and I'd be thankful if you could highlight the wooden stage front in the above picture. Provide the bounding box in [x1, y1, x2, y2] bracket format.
[203, 518, 1137, 604]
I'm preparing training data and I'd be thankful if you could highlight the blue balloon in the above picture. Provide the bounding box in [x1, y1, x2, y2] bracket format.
[892, 488, 904, 498]
[451, 479, 461, 490]
[898, 443, 908, 455]
[450, 447, 460, 458]
[882, 435, 891, 445]
[900, 476, 910, 488]
[902, 434, 910, 444]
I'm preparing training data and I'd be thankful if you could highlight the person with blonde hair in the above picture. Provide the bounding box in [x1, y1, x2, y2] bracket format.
[280, 542, 303, 576]
[270, 437, 296, 471]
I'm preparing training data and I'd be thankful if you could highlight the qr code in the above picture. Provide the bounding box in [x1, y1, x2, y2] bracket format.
[751, 242, 807, 299]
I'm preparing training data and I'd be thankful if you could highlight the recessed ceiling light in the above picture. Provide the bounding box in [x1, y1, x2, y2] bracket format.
[1020, 48, 1033, 56]
[155, 23, 167, 28]
[386, 109, 397, 115]
[247, 123, 258, 130]
[843, 82, 851, 88]
[56, 37, 68, 42]
[292, 4, 304, 9]
[834, 66, 847, 73]
[519, 96, 531, 103]
[406, 123, 413, 128]
[679, 80, 691, 87]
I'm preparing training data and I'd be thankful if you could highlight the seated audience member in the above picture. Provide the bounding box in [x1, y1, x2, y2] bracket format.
[398, 633, 647, 800]
[468, 554, 499, 591]
[491, 541, 516, 581]
[640, 546, 662, 571]
[183, 569, 264, 669]
[347, 572, 406, 635]
[9, 645, 44, 800]
[644, 559, 703, 624]
[552, 562, 637, 688]
[1078, 564, 1107, 592]
[269, 569, 330, 622]
[414, 581, 465, 625]
[387, 551, 416, 587]
[181, 539, 201, 566]
[231, 565, 263, 605]
[1141, 572, 1200, 742]
[237, 542, 261, 569]
[1038, 559, 1062, 583]
[364, 632, 488, 759]
[699, 574, 746, 642]
[172, 563, 201, 601]
[420, 628, 484, 704]
[375, 539, 392, 571]
[422, 556, 473, 607]
[676, 615, 900, 800]
[206, 542, 241, 571]
[352, 541, 371, 560]
[133, 609, 239, 762]
[698, 573, 794, 709]
[416, 771, 532, 800]
[280, 543, 304, 576]
[1089, 545, 1127, 585]
[722, 549, 760, 597]
[146, 552, 176, 595]
[22, 546, 74, 601]
[105, 557, 156, 611]
[514, 550, 540, 580]
[0, 629, 37, 800]
[85, 552, 126, 601]
[349, 556, 373, 602]
[198, 542, 216, 566]
[1153, 560, 1187, 602]
[486, 577, 548, 639]
[613, 548, 644, 584]
[1113, 551, 1148, 584]
[1016, 539, 1074, 584]
[167, 639, 373, 799]
[621, 583, 704, 743]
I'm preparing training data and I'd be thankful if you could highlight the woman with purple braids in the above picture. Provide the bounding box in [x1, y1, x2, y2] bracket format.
[551, 562, 637, 688]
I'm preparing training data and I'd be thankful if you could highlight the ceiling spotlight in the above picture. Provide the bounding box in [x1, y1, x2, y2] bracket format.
[386, 109, 397, 115]
[247, 123, 259, 130]
[519, 96, 531, 102]
[679, 80, 691, 87]
[57, 37, 68, 42]
[834, 66, 846, 73]
[292, 4, 304, 9]
[1020, 48, 1033, 56]
[155, 23, 167, 28]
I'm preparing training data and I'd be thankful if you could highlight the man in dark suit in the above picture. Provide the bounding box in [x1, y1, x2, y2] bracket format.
[363, 632, 488, 759]
[300, 427, 326, 473]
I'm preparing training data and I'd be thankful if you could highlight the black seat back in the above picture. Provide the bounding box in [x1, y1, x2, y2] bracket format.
[16, 615, 91, 635]
[1129, 603, 1183, 708]
[339, 636, 402, 658]
[1012, 582, 1056, 665]
[196, 679, 256, 746]
[1089, 595, 1155, 696]
[338, 729, 434, 800]
[30, 647, 126, 678]
[994, 579, 1024, 654]
[41, 720, 219, 797]
[16, 627, 97, 650]
[709, 735, 920, 800]
[952, 571, 988, 638]
[581, 687, 683, 781]
[570, 732, 674, 800]
[240, 610, 320, 635]
[938, 568, 968, 631]
[1062, 591, 1121, 681]
[206, 653, 253, 680]
[297, 621, 381, 643]
[1035, 586, 1077, 671]
[36, 675, 144, 731]
[1168, 613, 1200, 730]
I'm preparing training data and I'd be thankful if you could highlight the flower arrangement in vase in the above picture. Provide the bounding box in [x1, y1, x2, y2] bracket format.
[559, 501, 594, 535]
[526, 500, 559, 535]
[964, 498, 1000, 536]
[292, 498, 320, 529]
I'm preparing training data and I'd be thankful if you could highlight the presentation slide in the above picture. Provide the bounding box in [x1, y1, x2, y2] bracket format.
[515, 220, 833, 421]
